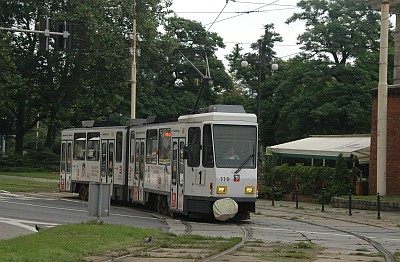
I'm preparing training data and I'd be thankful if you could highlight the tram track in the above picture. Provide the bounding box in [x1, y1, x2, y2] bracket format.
[256, 205, 397, 262]
[199, 223, 252, 262]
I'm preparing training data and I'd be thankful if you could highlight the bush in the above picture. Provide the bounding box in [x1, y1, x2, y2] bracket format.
[0, 150, 59, 172]
[261, 163, 335, 200]
[330, 153, 354, 196]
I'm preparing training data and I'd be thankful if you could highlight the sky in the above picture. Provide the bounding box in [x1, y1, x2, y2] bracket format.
[170, 0, 305, 65]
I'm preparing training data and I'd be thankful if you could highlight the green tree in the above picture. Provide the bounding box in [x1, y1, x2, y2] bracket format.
[226, 24, 282, 145]
[266, 58, 375, 144]
[330, 153, 353, 196]
[286, 0, 380, 64]
[0, 0, 172, 153]
[137, 16, 232, 118]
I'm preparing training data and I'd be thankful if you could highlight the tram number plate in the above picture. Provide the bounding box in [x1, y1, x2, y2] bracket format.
[220, 177, 230, 182]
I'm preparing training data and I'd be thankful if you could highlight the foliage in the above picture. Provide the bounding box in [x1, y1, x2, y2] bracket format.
[261, 163, 335, 200]
[263, 58, 375, 145]
[0, 0, 389, 161]
[330, 153, 354, 196]
[0, 150, 59, 172]
[286, 0, 381, 64]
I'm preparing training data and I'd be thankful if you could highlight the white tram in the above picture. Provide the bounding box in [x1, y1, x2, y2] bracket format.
[60, 105, 258, 219]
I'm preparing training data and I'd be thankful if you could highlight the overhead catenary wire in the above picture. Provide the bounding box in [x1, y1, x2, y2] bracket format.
[203, 0, 280, 27]
[207, 0, 230, 31]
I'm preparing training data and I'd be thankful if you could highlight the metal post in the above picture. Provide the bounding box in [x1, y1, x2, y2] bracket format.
[377, 192, 381, 220]
[295, 187, 299, 209]
[348, 190, 352, 216]
[257, 39, 262, 123]
[271, 186, 275, 206]
[321, 188, 325, 212]
[131, 0, 137, 119]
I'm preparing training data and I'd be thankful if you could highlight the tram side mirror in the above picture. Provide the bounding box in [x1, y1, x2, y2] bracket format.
[183, 145, 189, 159]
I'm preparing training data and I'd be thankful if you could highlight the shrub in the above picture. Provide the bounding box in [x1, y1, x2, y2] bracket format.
[261, 163, 335, 201]
[329, 153, 354, 196]
[0, 149, 59, 172]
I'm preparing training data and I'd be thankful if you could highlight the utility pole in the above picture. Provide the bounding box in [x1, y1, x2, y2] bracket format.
[377, 0, 389, 196]
[131, 0, 137, 119]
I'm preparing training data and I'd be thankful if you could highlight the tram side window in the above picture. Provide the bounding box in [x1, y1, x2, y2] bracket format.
[73, 133, 86, 160]
[159, 128, 171, 164]
[202, 124, 214, 168]
[116, 131, 123, 163]
[87, 132, 100, 161]
[130, 131, 135, 163]
[146, 129, 158, 164]
[188, 127, 201, 167]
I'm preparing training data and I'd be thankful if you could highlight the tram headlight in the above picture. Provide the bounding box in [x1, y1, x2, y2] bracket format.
[245, 186, 255, 194]
[216, 186, 227, 194]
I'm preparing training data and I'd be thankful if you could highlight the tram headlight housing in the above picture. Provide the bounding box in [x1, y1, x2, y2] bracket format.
[245, 186, 255, 194]
[216, 186, 227, 194]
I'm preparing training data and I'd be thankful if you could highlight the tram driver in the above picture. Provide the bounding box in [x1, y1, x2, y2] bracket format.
[224, 146, 240, 160]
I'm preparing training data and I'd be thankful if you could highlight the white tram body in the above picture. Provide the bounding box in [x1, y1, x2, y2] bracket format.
[60, 106, 258, 219]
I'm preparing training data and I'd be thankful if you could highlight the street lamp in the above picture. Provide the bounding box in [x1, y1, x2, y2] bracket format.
[241, 60, 278, 123]
[241, 55, 278, 166]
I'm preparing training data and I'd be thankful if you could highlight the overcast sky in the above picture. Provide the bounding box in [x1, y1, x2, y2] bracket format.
[170, 0, 305, 64]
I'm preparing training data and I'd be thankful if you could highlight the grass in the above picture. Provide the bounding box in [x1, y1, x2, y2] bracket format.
[341, 195, 400, 202]
[0, 176, 58, 193]
[394, 251, 400, 261]
[258, 241, 318, 261]
[0, 222, 241, 262]
[0, 172, 59, 180]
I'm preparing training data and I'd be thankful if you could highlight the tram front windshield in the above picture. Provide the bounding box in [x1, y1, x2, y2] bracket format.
[213, 125, 257, 168]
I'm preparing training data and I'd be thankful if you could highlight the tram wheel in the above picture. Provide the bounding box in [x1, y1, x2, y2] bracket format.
[79, 186, 88, 201]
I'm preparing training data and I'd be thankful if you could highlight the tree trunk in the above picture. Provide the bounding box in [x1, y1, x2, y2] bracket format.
[44, 124, 57, 150]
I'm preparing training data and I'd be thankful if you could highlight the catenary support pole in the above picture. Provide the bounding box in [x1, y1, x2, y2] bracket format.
[131, 0, 137, 119]
[377, 1, 389, 196]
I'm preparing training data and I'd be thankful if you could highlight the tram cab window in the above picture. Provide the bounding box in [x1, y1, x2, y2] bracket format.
[213, 125, 257, 168]
[146, 129, 158, 164]
[87, 132, 100, 161]
[202, 124, 214, 168]
[188, 127, 201, 167]
[158, 128, 171, 164]
[73, 133, 86, 160]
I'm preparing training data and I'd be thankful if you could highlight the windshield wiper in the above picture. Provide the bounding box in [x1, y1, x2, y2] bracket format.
[234, 154, 254, 174]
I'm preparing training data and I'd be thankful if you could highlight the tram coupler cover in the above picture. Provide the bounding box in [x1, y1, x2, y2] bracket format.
[213, 198, 238, 221]
[88, 182, 111, 218]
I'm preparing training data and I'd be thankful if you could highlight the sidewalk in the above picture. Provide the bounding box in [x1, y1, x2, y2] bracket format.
[255, 198, 400, 228]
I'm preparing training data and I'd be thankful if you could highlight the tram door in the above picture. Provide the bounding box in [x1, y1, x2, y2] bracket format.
[133, 139, 145, 203]
[100, 140, 115, 186]
[60, 141, 72, 191]
[171, 138, 185, 211]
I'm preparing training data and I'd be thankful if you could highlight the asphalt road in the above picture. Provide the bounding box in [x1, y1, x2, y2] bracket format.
[0, 190, 168, 239]
[1, 191, 399, 261]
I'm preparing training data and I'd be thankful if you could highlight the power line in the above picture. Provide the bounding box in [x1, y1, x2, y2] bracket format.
[207, 1, 230, 31]
[175, 6, 298, 14]
[204, 0, 280, 27]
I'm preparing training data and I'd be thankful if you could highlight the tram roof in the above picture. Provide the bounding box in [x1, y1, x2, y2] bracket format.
[178, 112, 257, 123]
